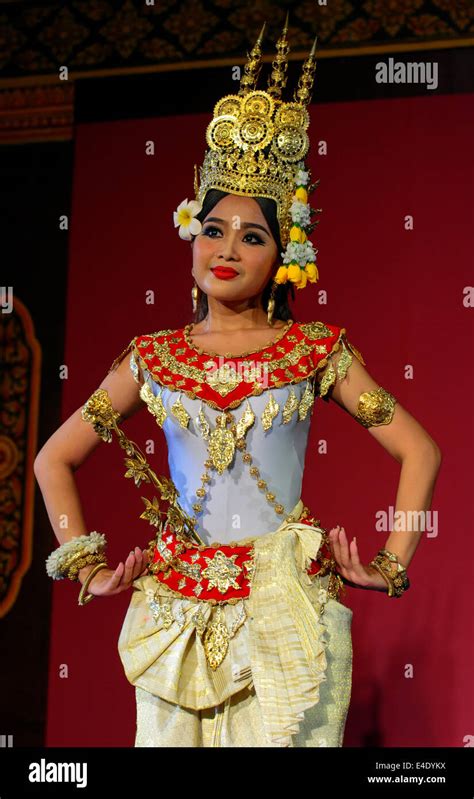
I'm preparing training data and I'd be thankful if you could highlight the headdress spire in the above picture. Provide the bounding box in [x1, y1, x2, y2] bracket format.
[238, 21, 267, 96]
[267, 11, 290, 100]
[294, 34, 318, 106]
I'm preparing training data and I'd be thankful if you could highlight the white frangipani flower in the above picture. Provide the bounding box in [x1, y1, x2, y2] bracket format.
[173, 198, 203, 241]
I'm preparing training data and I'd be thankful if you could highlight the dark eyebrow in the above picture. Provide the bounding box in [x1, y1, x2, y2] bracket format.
[202, 216, 270, 236]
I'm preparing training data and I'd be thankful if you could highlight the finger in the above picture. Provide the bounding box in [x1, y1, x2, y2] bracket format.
[338, 528, 352, 570]
[340, 531, 366, 582]
[327, 528, 338, 549]
[131, 547, 144, 579]
[107, 562, 125, 590]
[347, 536, 368, 581]
[120, 551, 137, 585]
[349, 536, 361, 566]
[328, 529, 342, 567]
[126, 547, 145, 583]
[330, 527, 343, 566]
[326, 529, 334, 553]
[139, 549, 150, 574]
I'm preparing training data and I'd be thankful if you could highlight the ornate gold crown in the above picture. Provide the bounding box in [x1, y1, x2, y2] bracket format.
[174, 14, 322, 291]
[194, 15, 319, 251]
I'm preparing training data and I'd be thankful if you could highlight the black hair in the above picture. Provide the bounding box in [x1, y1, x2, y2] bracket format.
[190, 189, 296, 324]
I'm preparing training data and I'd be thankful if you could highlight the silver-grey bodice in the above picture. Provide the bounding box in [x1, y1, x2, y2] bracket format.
[140, 366, 316, 545]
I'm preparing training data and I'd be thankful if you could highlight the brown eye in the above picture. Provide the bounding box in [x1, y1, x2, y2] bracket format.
[202, 225, 221, 236]
[244, 233, 263, 244]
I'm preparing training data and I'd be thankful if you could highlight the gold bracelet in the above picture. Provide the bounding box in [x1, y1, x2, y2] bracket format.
[369, 549, 410, 598]
[78, 562, 109, 606]
[67, 552, 108, 581]
[369, 561, 395, 596]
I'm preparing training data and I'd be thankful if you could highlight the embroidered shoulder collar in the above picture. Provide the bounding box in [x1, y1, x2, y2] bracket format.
[183, 317, 294, 358]
[114, 320, 356, 411]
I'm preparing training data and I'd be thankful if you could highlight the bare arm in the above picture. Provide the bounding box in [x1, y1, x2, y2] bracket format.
[315, 344, 442, 591]
[34, 350, 145, 585]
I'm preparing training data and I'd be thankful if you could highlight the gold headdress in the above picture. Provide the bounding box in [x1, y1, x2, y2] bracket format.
[173, 14, 321, 292]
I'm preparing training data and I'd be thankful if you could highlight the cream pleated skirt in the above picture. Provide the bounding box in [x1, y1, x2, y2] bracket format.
[118, 500, 354, 748]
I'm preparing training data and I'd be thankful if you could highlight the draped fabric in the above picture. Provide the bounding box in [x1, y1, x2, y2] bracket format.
[118, 499, 354, 747]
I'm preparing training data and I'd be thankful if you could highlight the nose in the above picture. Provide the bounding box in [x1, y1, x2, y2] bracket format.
[215, 232, 240, 262]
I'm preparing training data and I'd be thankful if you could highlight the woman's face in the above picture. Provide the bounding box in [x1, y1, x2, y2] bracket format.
[190, 194, 278, 304]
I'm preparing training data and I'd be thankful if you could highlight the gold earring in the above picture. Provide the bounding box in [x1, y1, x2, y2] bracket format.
[191, 282, 198, 313]
[267, 280, 278, 326]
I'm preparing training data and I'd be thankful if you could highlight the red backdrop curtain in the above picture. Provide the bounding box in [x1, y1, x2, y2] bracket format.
[46, 92, 474, 746]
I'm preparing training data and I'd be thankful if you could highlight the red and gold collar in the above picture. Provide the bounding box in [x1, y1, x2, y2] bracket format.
[128, 319, 348, 411]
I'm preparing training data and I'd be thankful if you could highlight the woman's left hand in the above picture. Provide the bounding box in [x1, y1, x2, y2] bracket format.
[327, 526, 389, 592]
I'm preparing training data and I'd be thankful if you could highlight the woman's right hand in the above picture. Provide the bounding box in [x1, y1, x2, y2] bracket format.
[79, 546, 150, 597]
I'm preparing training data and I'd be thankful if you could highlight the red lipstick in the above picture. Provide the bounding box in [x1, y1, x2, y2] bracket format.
[211, 266, 239, 280]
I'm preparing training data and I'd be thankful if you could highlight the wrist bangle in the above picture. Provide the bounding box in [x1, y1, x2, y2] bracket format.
[369, 561, 395, 596]
[369, 549, 410, 598]
[78, 562, 109, 606]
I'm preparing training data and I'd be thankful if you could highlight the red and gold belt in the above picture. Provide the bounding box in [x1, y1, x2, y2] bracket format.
[145, 506, 336, 605]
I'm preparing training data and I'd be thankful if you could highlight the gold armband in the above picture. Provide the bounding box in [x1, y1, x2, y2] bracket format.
[354, 386, 397, 428]
[81, 388, 122, 442]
